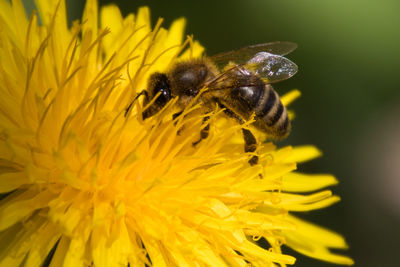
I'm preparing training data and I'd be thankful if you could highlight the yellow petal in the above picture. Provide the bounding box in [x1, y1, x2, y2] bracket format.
[284, 216, 354, 265]
[0, 189, 54, 231]
[0, 1, 16, 37]
[288, 215, 349, 248]
[82, 0, 98, 39]
[91, 219, 132, 267]
[166, 17, 186, 49]
[281, 89, 301, 107]
[263, 163, 297, 181]
[141, 238, 168, 267]
[25, 221, 61, 266]
[100, 5, 123, 52]
[49, 236, 70, 267]
[0, 215, 49, 266]
[11, 0, 29, 47]
[0, 172, 29, 193]
[180, 40, 204, 59]
[235, 209, 296, 231]
[276, 190, 333, 206]
[282, 172, 338, 192]
[60, 216, 92, 267]
[0, 223, 27, 266]
[100, 4, 123, 35]
[239, 240, 296, 265]
[135, 6, 151, 37]
[283, 145, 322, 163]
[283, 195, 341, 211]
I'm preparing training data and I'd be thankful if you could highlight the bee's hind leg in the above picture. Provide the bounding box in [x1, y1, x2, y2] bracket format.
[241, 128, 258, 165]
[192, 116, 210, 147]
[217, 102, 259, 166]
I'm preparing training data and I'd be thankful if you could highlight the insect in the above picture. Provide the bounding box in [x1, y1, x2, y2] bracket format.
[125, 41, 298, 165]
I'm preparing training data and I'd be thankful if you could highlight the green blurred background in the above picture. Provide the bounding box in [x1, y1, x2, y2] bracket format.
[24, 0, 400, 266]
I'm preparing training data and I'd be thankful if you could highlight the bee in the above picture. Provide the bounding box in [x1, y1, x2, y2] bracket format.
[125, 42, 298, 165]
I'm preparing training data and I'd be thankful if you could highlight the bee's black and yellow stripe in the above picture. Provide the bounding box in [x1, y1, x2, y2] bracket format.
[254, 84, 290, 138]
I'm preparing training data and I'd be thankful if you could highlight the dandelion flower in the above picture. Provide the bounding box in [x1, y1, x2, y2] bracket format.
[0, 0, 353, 266]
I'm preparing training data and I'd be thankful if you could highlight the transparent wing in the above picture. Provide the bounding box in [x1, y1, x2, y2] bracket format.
[205, 52, 297, 89]
[210, 41, 297, 69]
[245, 52, 298, 83]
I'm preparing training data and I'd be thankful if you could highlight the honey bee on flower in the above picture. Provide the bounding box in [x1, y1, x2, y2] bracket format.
[0, 0, 353, 266]
[126, 42, 297, 165]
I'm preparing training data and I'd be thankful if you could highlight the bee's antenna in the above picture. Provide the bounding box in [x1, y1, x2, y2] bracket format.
[124, 90, 149, 117]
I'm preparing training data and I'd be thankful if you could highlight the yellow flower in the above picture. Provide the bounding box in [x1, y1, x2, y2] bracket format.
[0, 0, 353, 266]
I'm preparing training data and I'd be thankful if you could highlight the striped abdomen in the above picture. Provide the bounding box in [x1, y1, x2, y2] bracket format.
[253, 84, 289, 138]
[220, 76, 290, 139]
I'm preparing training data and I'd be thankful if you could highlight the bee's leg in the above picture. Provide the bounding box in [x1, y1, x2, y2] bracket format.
[242, 128, 258, 165]
[172, 110, 185, 135]
[173, 111, 210, 142]
[124, 90, 149, 117]
[192, 116, 210, 147]
[172, 111, 183, 124]
[217, 102, 259, 166]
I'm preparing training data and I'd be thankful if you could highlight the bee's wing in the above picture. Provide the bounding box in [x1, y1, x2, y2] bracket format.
[245, 52, 298, 83]
[206, 52, 297, 90]
[210, 41, 297, 69]
[203, 64, 266, 94]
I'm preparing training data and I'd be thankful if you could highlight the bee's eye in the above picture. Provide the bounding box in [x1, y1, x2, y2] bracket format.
[149, 73, 171, 105]
[199, 67, 207, 80]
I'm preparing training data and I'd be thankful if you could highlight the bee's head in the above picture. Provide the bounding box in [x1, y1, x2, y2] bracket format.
[168, 61, 213, 97]
[147, 72, 171, 106]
